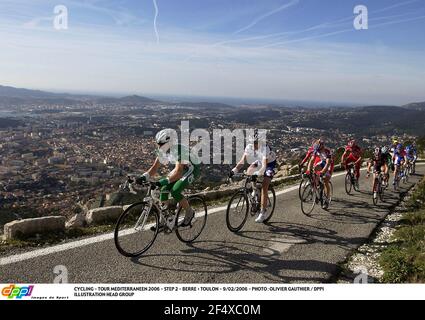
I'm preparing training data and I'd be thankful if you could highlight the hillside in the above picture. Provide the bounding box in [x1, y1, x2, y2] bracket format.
[403, 101, 425, 111]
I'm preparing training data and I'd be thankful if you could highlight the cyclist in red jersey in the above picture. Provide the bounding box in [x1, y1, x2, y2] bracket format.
[299, 139, 321, 174]
[312, 140, 334, 209]
[341, 140, 363, 189]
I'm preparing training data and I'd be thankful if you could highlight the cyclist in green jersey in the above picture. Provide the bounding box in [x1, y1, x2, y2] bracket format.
[137, 129, 201, 227]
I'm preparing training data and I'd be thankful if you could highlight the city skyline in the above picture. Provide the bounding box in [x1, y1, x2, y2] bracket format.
[1, 0, 425, 105]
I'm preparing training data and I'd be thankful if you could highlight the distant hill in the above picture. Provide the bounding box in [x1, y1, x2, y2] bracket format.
[291, 105, 425, 136]
[180, 101, 234, 109]
[403, 102, 425, 111]
[0, 85, 159, 107]
[0, 85, 61, 99]
[118, 95, 158, 104]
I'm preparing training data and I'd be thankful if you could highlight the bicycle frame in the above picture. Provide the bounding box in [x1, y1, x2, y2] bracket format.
[121, 180, 176, 231]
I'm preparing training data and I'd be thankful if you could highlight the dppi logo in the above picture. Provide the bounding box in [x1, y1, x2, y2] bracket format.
[1, 285, 34, 299]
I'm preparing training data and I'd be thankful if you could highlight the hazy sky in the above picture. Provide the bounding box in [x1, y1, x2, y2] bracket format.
[1, 0, 425, 105]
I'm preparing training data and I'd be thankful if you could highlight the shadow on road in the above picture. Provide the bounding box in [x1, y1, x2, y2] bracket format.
[130, 239, 339, 283]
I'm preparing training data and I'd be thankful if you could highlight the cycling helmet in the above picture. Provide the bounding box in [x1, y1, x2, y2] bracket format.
[381, 146, 389, 154]
[392, 137, 399, 145]
[396, 143, 403, 152]
[348, 140, 356, 148]
[313, 139, 324, 152]
[155, 129, 175, 146]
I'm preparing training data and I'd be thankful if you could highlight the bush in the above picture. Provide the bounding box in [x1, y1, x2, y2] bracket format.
[379, 178, 425, 283]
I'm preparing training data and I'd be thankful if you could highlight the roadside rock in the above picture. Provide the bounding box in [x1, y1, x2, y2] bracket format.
[86, 206, 123, 225]
[4, 216, 66, 240]
[65, 213, 86, 229]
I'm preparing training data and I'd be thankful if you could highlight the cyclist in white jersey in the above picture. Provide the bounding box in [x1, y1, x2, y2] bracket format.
[231, 129, 277, 223]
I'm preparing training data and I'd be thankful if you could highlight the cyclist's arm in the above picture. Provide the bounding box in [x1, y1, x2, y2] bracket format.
[256, 157, 268, 175]
[234, 153, 247, 172]
[146, 157, 161, 177]
[167, 162, 185, 183]
[366, 161, 372, 174]
[341, 150, 348, 163]
[300, 150, 311, 166]
[355, 156, 362, 164]
[320, 159, 330, 174]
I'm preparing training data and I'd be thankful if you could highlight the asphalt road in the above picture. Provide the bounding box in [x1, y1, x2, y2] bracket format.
[1, 166, 423, 283]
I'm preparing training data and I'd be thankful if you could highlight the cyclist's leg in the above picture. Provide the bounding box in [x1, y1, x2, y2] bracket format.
[393, 158, 400, 184]
[383, 163, 389, 185]
[261, 177, 271, 210]
[171, 179, 189, 208]
[246, 161, 260, 176]
[260, 162, 275, 210]
[172, 166, 199, 225]
[160, 182, 174, 202]
[324, 174, 331, 198]
[354, 158, 361, 180]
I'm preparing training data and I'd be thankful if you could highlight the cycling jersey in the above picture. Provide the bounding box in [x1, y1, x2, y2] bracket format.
[406, 148, 416, 161]
[394, 149, 406, 166]
[345, 145, 363, 158]
[244, 143, 276, 164]
[300, 146, 315, 166]
[370, 154, 387, 173]
[313, 148, 334, 176]
[157, 144, 200, 202]
[382, 152, 392, 166]
[157, 144, 200, 180]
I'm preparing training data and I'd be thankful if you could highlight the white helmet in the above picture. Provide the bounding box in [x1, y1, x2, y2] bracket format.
[155, 129, 175, 146]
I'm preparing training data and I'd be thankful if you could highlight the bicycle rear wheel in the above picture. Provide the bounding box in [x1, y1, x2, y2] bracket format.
[114, 202, 159, 257]
[263, 186, 276, 223]
[226, 190, 249, 232]
[300, 183, 316, 216]
[175, 195, 207, 243]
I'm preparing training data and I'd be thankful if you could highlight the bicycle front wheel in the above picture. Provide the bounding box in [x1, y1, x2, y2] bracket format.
[373, 178, 379, 205]
[298, 177, 310, 200]
[344, 173, 352, 195]
[114, 202, 159, 257]
[300, 183, 316, 216]
[327, 181, 333, 206]
[226, 190, 249, 232]
[379, 178, 385, 202]
[263, 186, 276, 223]
[176, 195, 207, 243]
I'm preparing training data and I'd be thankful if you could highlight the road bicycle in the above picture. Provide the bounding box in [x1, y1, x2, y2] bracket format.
[404, 161, 413, 182]
[344, 163, 359, 195]
[298, 168, 313, 200]
[393, 164, 404, 191]
[300, 172, 333, 216]
[226, 173, 276, 232]
[114, 178, 207, 257]
[370, 171, 385, 205]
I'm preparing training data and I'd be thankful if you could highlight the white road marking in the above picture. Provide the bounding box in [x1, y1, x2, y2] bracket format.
[0, 165, 422, 266]
[264, 236, 307, 255]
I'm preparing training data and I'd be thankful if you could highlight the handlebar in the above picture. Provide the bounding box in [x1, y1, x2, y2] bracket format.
[120, 176, 160, 194]
[227, 172, 258, 184]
